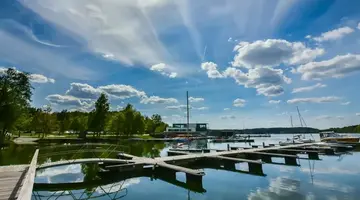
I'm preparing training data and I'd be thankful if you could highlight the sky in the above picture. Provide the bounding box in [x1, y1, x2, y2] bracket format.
[1, 0, 360, 129]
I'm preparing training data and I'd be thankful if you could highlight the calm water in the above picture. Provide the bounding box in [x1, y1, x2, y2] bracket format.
[2, 134, 360, 200]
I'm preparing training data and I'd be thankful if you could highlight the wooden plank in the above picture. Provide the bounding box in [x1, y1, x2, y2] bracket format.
[17, 149, 39, 200]
[269, 149, 319, 153]
[244, 151, 298, 158]
[155, 162, 204, 176]
[207, 155, 263, 164]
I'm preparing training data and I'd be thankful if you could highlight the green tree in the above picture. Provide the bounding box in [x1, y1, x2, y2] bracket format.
[89, 93, 109, 137]
[38, 106, 56, 138]
[0, 68, 32, 145]
[123, 104, 135, 136]
[151, 114, 162, 127]
[133, 112, 145, 135]
[57, 110, 70, 134]
[110, 112, 125, 137]
[70, 116, 88, 138]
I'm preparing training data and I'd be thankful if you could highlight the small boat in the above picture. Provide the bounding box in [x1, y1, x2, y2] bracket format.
[320, 132, 359, 143]
[279, 138, 304, 146]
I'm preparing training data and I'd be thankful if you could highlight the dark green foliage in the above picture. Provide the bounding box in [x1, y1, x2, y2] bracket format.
[0, 68, 32, 144]
[323, 125, 360, 133]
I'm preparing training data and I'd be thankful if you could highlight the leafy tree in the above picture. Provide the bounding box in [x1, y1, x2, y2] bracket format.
[123, 104, 135, 136]
[0, 68, 32, 145]
[110, 112, 125, 137]
[70, 116, 88, 138]
[89, 93, 109, 137]
[38, 106, 56, 138]
[151, 114, 162, 127]
[133, 112, 145, 135]
[57, 110, 70, 134]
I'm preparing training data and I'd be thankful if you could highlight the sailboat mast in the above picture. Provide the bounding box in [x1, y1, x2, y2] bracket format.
[296, 106, 303, 127]
[290, 115, 293, 127]
[186, 91, 190, 138]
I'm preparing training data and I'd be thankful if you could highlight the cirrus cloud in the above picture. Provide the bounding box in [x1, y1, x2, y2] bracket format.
[292, 83, 326, 93]
[287, 96, 341, 104]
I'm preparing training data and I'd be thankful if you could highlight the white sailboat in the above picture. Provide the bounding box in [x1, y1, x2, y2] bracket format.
[279, 115, 304, 146]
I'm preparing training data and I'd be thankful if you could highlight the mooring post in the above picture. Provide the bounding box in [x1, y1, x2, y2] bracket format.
[284, 157, 298, 166]
[227, 144, 230, 151]
[308, 152, 319, 160]
[248, 162, 264, 175]
[261, 155, 272, 163]
[262, 142, 265, 148]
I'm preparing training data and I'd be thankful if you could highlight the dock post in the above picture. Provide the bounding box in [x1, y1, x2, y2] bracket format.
[262, 142, 265, 148]
[261, 155, 272, 163]
[324, 148, 335, 155]
[248, 163, 264, 175]
[284, 157, 298, 166]
[308, 152, 319, 160]
[227, 144, 230, 151]
[223, 161, 236, 170]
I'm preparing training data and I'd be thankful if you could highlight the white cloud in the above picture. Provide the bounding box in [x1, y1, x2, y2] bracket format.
[99, 84, 147, 99]
[256, 85, 284, 97]
[66, 83, 102, 99]
[224, 108, 230, 111]
[46, 94, 94, 110]
[223, 67, 291, 96]
[295, 54, 360, 80]
[140, 96, 178, 104]
[356, 113, 360, 116]
[358, 23, 360, 30]
[29, 74, 55, 84]
[1, 67, 55, 84]
[228, 37, 233, 42]
[315, 115, 332, 121]
[193, 106, 208, 110]
[269, 100, 281, 104]
[233, 98, 246, 107]
[287, 96, 341, 104]
[312, 26, 354, 42]
[189, 97, 204, 103]
[340, 101, 351, 105]
[336, 116, 345, 120]
[19, 0, 175, 67]
[150, 63, 177, 78]
[0, 29, 95, 80]
[292, 83, 326, 93]
[165, 105, 187, 110]
[231, 39, 324, 68]
[201, 62, 224, 78]
[220, 115, 236, 120]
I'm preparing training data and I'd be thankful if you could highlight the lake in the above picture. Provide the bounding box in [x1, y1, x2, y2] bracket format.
[1, 134, 360, 200]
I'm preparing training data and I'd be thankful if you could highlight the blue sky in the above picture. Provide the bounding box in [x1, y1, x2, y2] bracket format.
[1, 0, 360, 129]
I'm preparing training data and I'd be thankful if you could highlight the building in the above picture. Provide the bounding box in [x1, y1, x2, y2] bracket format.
[165, 123, 209, 136]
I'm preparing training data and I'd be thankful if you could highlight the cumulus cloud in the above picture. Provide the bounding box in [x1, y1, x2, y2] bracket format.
[140, 96, 178, 104]
[29, 74, 55, 83]
[269, 100, 281, 104]
[292, 83, 326, 93]
[340, 101, 351, 105]
[220, 115, 236, 120]
[231, 39, 324, 68]
[66, 83, 102, 99]
[150, 63, 177, 78]
[312, 26, 354, 42]
[46, 94, 94, 111]
[287, 96, 341, 104]
[295, 54, 360, 80]
[99, 84, 147, 99]
[233, 98, 246, 107]
[189, 97, 204, 102]
[201, 62, 224, 78]
[1, 67, 55, 84]
[223, 67, 291, 96]
[224, 108, 230, 111]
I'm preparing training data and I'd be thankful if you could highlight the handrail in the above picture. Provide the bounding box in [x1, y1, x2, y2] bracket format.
[18, 149, 39, 200]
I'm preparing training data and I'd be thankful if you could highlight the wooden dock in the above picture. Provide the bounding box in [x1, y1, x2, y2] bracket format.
[0, 149, 38, 200]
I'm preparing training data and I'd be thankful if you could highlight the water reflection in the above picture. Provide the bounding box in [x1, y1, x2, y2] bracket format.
[248, 177, 306, 200]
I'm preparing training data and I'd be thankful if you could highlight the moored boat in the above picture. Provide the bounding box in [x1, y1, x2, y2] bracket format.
[320, 132, 359, 143]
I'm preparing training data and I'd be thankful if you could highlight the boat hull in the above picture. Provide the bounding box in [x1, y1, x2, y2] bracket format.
[321, 137, 359, 143]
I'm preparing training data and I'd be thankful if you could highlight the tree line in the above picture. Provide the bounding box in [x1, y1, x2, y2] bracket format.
[323, 124, 360, 133]
[0, 68, 168, 145]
